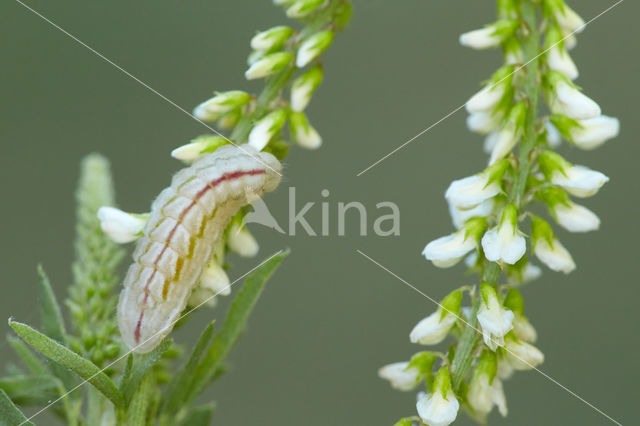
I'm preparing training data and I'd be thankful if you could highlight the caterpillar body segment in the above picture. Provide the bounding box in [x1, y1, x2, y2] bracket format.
[118, 145, 281, 353]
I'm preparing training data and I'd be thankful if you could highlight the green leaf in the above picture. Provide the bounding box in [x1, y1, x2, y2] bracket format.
[118, 354, 134, 388]
[121, 339, 171, 403]
[179, 403, 215, 426]
[187, 250, 288, 403]
[7, 336, 46, 375]
[127, 374, 153, 426]
[162, 322, 215, 415]
[0, 374, 59, 405]
[37, 265, 67, 344]
[0, 389, 34, 426]
[9, 320, 123, 407]
[37, 265, 76, 391]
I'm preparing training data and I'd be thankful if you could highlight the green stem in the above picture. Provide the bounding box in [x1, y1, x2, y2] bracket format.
[451, 1, 540, 392]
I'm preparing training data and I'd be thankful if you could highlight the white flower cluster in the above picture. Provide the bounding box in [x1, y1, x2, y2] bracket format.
[98, 0, 351, 309]
[383, 1, 618, 424]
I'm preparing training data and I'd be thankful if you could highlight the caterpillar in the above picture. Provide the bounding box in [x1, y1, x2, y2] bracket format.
[117, 144, 282, 353]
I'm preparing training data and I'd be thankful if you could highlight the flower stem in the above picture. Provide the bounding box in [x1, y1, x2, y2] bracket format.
[451, 1, 541, 392]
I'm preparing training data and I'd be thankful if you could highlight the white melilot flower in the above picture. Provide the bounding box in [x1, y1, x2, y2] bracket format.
[564, 34, 577, 51]
[476, 285, 514, 351]
[248, 109, 287, 151]
[466, 84, 505, 113]
[534, 237, 575, 274]
[481, 205, 526, 265]
[410, 310, 456, 345]
[545, 121, 562, 148]
[553, 201, 600, 233]
[445, 165, 504, 209]
[467, 374, 508, 418]
[378, 362, 420, 391]
[467, 111, 502, 134]
[250, 26, 293, 51]
[199, 261, 231, 296]
[503, 338, 544, 371]
[550, 81, 601, 120]
[488, 124, 519, 165]
[228, 223, 259, 257]
[448, 198, 494, 229]
[97, 207, 147, 244]
[553, 4, 585, 34]
[551, 165, 609, 198]
[423, 230, 477, 268]
[459, 27, 502, 50]
[512, 314, 537, 343]
[569, 116, 620, 150]
[171, 141, 208, 162]
[416, 369, 460, 426]
[296, 30, 334, 68]
[289, 111, 322, 149]
[290, 66, 323, 112]
[245, 52, 293, 80]
[547, 47, 579, 81]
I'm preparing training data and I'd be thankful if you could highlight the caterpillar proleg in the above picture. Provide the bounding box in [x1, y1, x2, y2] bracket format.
[117, 145, 281, 353]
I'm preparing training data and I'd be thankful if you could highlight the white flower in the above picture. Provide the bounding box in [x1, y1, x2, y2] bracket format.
[97, 207, 147, 244]
[445, 161, 507, 209]
[468, 373, 507, 418]
[171, 136, 227, 163]
[549, 80, 601, 120]
[547, 47, 578, 80]
[503, 338, 544, 371]
[228, 223, 259, 257]
[466, 84, 505, 113]
[487, 124, 519, 165]
[290, 65, 323, 112]
[553, 3, 585, 34]
[512, 314, 537, 343]
[476, 284, 514, 351]
[545, 121, 563, 148]
[466, 111, 502, 134]
[534, 236, 575, 273]
[193, 91, 252, 121]
[448, 198, 494, 229]
[482, 204, 526, 265]
[245, 52, 293, 80]
[199, 261, 231, 296]
[553, 201, 600, 232]
[410, 311, 456, 345]
[460, 27, 502, 49]
[569, 116, 620, 150]
[417, 368, 459, 426]
[551, 165, 609, 198]
[289, 111, 322, 149]
[423, 220, 483, 268]
[296, 30, 334, 68]
[248, 109, 288, 151]
[378, 362, 420, 391]
[286, 0, 323, 19]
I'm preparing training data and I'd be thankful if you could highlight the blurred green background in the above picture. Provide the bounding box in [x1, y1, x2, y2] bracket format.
[1, 0, 637, 424]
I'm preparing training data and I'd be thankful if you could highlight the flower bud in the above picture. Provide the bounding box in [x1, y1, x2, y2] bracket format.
[488, 102, 526, 165]
[245, 52, 293, 80]
[466, 110, 503, 134]
[423, 218, 486, 268]
[289, 111, 322, 149]
[410, 290, 461, 345]
[465, 66, 514, 113]
[477, 283, 514, 351]
[290, 65, 323, 111]
[171, 136, 229, 163]
[416, 367, 459, 426]
[459, 20, 518, 50]
[531, 215, 576, 273]
[193, 90, 252, 121]
[467, 350, 507, 418]
[250, 26, 294, 51]
[285, 0, 324, 19]
[228, 222, 259, 257]
[540, 186, 600, 232]
[445, 159, 509, 209]
[248, 109, 288, 151]
[378, 361, 421, 391]
[545, 72, 600, 119]
[502, 334, 544, 370]
[97, 207, 148, 243]
[503, 289, 537, 342]
[546, 0, 585, 34]
[545, 26, 578, 80]
[296, 30, 334, 67]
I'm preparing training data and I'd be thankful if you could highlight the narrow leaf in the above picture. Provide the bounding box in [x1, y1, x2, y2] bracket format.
[118, 354, 134, 388]
[188, 251, 288, 402]
[9, 320, 123, 407]
[7, 336, 46, 375]
[0, 374, 59, 405]
[179, 403, 215, 426]
[162, 321, 215, 415]
[121, 339, 171, 403]
[0, 389, 34, 426]
[127, 374, 153, 426]
[37, 265, 67, 344]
